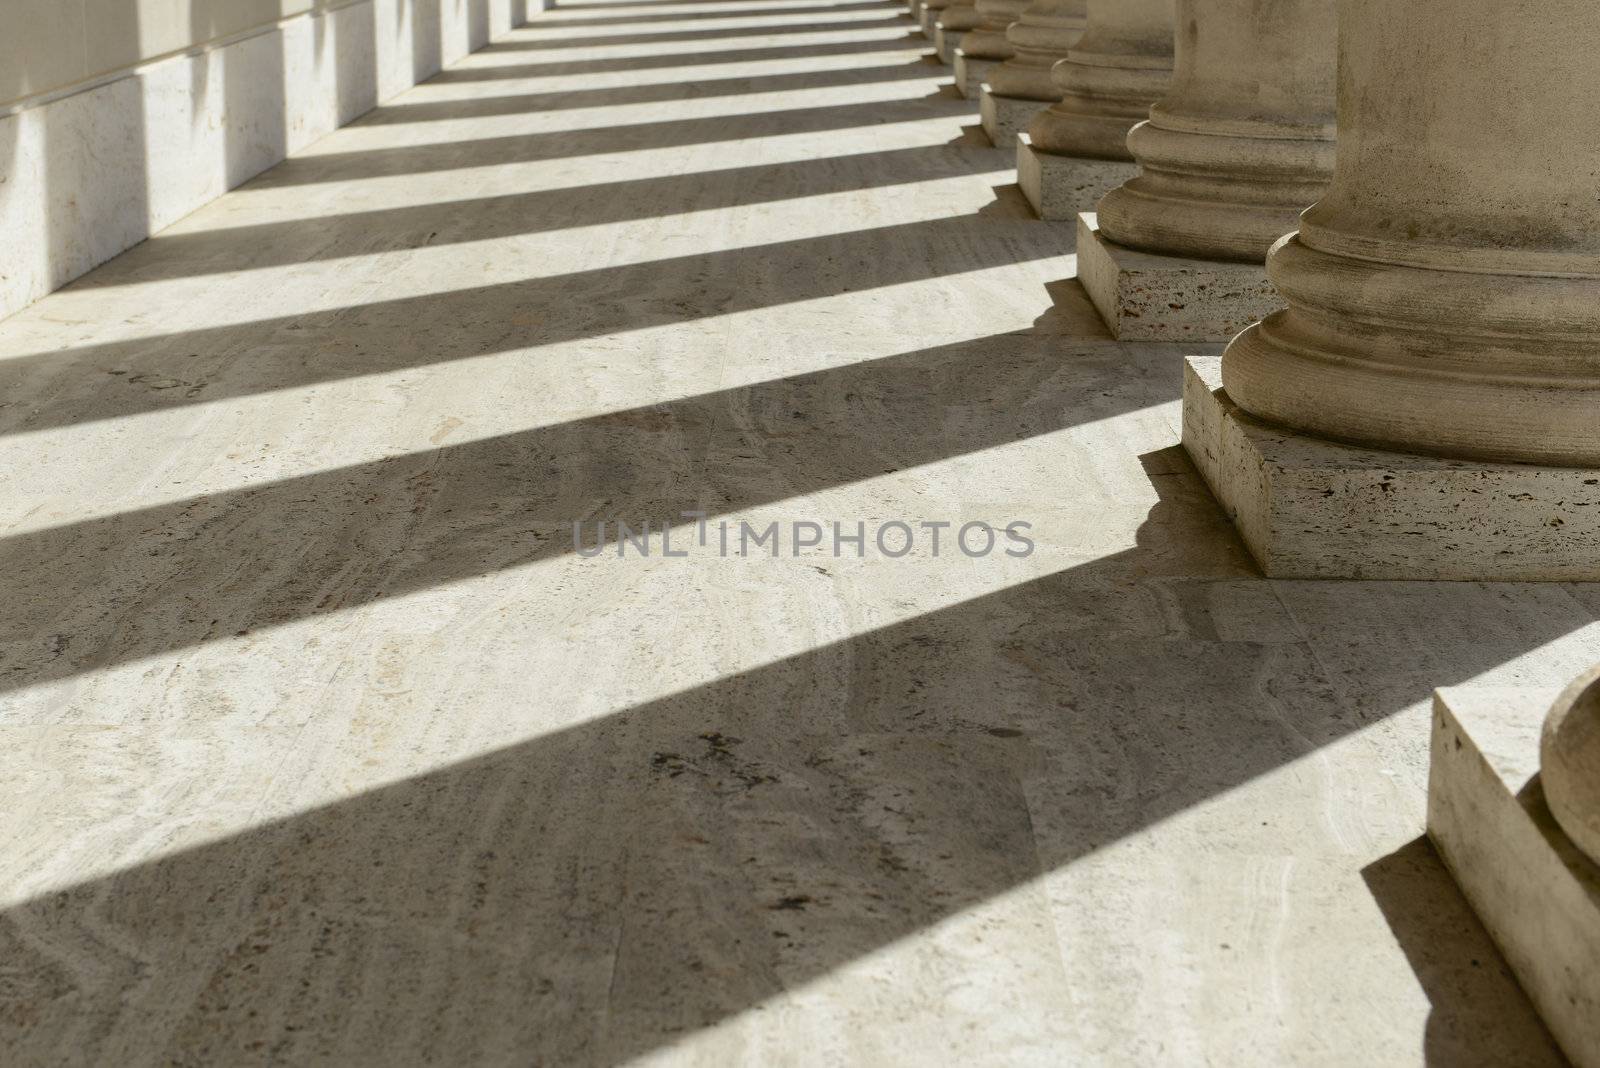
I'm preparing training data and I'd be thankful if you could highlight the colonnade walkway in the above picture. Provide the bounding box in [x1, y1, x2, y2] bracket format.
[0, 0, 1590, 1063]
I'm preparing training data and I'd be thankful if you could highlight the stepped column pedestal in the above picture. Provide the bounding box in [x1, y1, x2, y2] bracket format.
[1016, 0, 1174, 220]
[1078, 0, 1335, 341]
[953, 0, 1028, 99]
[934, 1, 982, 65]
[1183, 0, 1600, 580]
[979, 0, 1086, 148]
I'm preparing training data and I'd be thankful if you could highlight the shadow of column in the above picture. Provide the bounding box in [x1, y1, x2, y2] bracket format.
[1361, 837, 1566, 1066]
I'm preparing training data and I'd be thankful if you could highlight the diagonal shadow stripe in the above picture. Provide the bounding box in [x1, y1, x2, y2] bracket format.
[519, 0, 899, 27]
[8, 211, 1063, 435]
[247, 97, 962, 186]
[0, 332, 1157, 695]
[352, 59, 937, 124]
[0, 453, 1581, 1063]
[428, 37, 927, 80]
[486, 16, 907, 50]
[68, 142, 990, 287]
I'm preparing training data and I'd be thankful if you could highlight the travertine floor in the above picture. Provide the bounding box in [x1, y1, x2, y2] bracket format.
[0, 2, 1593, 1064]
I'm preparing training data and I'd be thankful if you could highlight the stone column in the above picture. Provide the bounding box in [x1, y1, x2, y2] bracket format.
[1183, 0, 1600, 579]
[979, 0, 1087, 149]
[934, 1, 983, 66]
[919, 0, 955, 37]
[1077, 0, 1336, 340]
[1016, 0, 1174, 220]
[953, 0, 1028, 99]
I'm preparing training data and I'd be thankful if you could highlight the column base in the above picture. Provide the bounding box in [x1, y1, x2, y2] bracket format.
[1077, 214, 1282, 342]
[979, 89, 1048, 149]
[1429, 687, 1600, 1068]
[919, 5, 944, 36]
[1181, 355, 1600, 580]
[1015, 134, 1137, 221]
[934, 25, 962, 64]
[953, 52, 999, 99]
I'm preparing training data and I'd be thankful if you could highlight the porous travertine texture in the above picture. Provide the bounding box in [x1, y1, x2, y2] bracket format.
[1183, 357, 1600, 580]
[1023, 0, 1174, 162]
[0, 2, 1592, 1065]
[1221, 0, 1600, 467]
[1077, 215, 1281, 341]
[1430, 686, 1600, 1068]
[981, 87, 1048, 148]
[1017, 134, 1137, 218]
[1095, 0, 1336, 264]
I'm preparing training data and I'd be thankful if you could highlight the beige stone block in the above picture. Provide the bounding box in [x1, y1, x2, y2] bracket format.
[953, 52, 999, 99]
[1429, 687, 1600, 1068]
[979, 88, 1046, 148]
[1077, 214, 1281, 342]
[1015, 134, 1135, 221]
[1181, 355, 1600, 581]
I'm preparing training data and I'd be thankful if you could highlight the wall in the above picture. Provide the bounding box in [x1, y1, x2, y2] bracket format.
[0, 0, 534, 321]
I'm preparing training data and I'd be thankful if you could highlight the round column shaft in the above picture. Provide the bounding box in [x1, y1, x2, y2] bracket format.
[987, 0, 1088, 103]
[1223, 0, 1600, 465]
[1024, 0, 1174, 161]
[1544, 668, 1600, 867]
[1094, 0, 1336, 263]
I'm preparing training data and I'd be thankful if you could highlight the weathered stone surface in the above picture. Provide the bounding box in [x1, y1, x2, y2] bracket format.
[1017, 135, 1136, 220]
[1182, 356, 1600, 581]
[1022, 0, 1173, 160]
[959, 0, 1027, 64]
[954, 52, 1001, 100]
[980, 88, 1048, 148]
[1220, 0, 1600, 467]
[1430, 686, 1600, 1068]
[1095, 0, 1335, 264]
[1078, 214, 1281, 342]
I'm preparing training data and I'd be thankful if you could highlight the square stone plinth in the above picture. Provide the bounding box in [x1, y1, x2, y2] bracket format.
[1181, 354, 1600, 580]
[1016, 134, 1138, 221]
[934, 25, 963, 64]
[1429, 687, 1600, 1068]
[980, 89, 1047, 149]
[919, 5, 945, 36]
[953, 53, 998, 99]
[1077, 213, 1282, 342]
